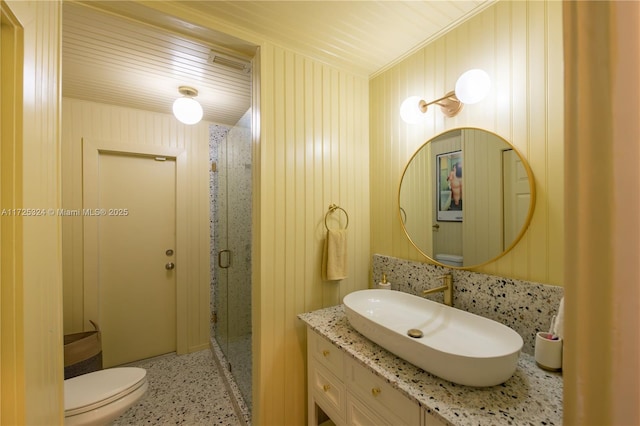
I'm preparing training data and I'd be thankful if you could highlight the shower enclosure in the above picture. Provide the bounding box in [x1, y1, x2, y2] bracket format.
[210, 110, 252, 412]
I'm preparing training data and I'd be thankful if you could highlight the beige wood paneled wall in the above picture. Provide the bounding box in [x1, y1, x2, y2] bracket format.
[61, 98, 211, 354]
[462, 130, 511, 266]
[370, 0, 564, 285]
[253, 42, 370, 425]
[1, 1, 63, 423]
[1, 3, 25, 423]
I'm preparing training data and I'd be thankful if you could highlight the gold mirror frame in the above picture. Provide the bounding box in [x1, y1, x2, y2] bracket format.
[398, 128, 536, 269]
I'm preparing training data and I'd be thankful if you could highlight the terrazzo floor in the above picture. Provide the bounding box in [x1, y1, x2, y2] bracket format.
[113, 349, 242, 425]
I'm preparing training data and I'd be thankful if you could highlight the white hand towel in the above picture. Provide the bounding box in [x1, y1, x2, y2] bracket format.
[322, 229, 347, 281]
[553, 297, 564, 339]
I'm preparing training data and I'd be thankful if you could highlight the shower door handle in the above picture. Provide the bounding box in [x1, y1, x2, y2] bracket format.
[218, 249, 231, 269]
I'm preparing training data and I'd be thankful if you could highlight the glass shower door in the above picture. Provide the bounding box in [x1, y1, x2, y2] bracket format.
[214, 129, 230, 358]
[213, 110, 252, 413]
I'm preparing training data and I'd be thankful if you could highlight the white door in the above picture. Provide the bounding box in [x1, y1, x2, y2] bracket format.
[503, 149, 531, 247]
[97, 152, 176, 367]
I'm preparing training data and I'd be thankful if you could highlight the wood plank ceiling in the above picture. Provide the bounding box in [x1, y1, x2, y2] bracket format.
[62, 1, 493, 126]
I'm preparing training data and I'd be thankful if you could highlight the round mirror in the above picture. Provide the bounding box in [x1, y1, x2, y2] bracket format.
[398, 128, 536, 269]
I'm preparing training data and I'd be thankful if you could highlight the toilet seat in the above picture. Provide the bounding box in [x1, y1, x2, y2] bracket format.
[64, 367, 147, 417]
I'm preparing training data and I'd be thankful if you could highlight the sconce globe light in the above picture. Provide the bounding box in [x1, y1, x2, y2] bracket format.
[400, 95, 425, 124]
[400, 69, 491, 124]
[454, 69, 491, 104]
[173, 86, 203, 125]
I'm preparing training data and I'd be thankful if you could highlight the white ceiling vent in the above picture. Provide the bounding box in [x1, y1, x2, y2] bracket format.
[208, 51, 251, 73]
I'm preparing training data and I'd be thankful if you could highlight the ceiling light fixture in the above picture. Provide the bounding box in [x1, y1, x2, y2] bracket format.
[400, 69, 491, 124]
[173, 86, 203, 125]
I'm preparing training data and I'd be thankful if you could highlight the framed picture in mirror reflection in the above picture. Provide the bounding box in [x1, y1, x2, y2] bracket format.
[436, 150, 463, 221]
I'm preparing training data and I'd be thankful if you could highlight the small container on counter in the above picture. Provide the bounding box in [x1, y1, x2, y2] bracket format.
[534, 331, 562, 371]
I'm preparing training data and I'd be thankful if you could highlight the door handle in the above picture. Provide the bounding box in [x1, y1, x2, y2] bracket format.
[218, 249, 231, 269]
[165, 262, 175, 270]
[432, 223, 440, 230]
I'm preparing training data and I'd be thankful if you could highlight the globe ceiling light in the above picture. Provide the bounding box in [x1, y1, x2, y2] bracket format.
[172, 86, 203, 125]
[400, 69, 491, 124]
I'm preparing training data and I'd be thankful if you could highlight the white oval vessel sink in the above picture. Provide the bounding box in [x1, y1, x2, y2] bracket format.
[343, 289, 523, 387]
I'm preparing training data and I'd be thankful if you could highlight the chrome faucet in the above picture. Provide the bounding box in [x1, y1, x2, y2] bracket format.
[422, 273, 453, 306]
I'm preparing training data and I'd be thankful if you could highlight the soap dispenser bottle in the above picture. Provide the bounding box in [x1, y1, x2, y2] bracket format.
[377, 273, 391, 290]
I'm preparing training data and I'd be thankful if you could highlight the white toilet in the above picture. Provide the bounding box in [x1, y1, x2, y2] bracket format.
[434, 253, 464, 267]
[64, 367, 148, 426]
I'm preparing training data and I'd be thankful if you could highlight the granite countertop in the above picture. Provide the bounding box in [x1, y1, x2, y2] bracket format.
[299, 305, 563, 426]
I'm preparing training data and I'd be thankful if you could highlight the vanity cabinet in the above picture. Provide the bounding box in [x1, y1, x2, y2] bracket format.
[307, 328, 443, 426]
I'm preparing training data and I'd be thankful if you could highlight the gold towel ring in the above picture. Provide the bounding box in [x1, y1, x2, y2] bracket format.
[324, 204, 349, 231]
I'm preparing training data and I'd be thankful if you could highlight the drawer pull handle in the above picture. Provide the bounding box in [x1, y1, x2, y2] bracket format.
[323, 384, 331, 392]
[371, 387, 381, 396]
[322, 350, 330, 357]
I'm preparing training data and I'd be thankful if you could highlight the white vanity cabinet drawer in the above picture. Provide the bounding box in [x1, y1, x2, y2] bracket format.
[346, 393, 390, 426]
[309, 329, 344, 377]
[345, 357, 420, 426]
[309, 360, 346, 422]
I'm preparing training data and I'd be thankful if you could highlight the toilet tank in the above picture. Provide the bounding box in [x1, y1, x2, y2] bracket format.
[434, 254, 463, 267]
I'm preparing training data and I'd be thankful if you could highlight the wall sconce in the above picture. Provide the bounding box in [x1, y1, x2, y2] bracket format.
[400, 69, 491, 124]
[172, 86, 203, 125]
